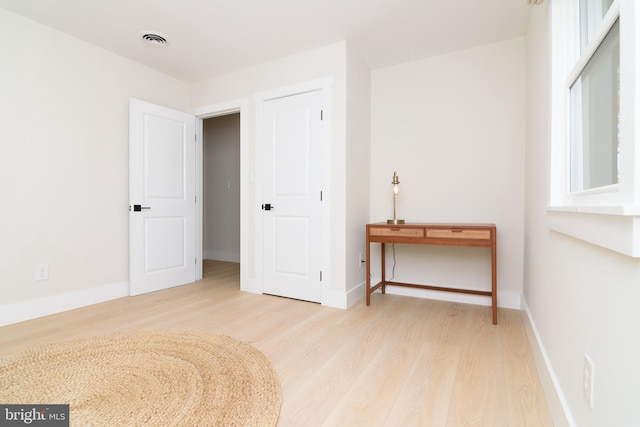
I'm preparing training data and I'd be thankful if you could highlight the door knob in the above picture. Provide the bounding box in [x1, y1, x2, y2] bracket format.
[261, 204, 274, 211]
[131, 204, 151, 212]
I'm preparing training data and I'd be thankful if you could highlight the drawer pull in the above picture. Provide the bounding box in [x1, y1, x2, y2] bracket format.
[451, 228, 463, 232]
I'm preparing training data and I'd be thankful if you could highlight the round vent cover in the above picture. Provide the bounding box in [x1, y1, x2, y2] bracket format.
[141, 32, 168, 47]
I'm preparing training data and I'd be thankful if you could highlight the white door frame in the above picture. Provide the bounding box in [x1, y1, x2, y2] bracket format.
[191, 98, 252, 290]
[254, 78, 333, 303]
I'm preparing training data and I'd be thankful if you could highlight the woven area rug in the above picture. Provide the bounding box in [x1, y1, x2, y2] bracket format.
[0, 329, 281, 426]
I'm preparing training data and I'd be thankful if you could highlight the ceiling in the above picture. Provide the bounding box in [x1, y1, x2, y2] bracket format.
[0, 0, 530, 83]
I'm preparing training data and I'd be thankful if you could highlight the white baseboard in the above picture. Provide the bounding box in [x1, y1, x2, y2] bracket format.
[0, 281, 129, 327]
[350, 278, 521, 309]
[204, 251, 240, 263]
[521, 297, 576, 427]
[321, 286, 349, 309]
[346, 281, 366, 308]
[240, 277, 262, 294]
[385, 287, 521, 309]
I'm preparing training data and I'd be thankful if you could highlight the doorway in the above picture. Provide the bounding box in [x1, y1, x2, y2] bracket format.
[192, 79, 332, 302]
[202, 113, 241, 280]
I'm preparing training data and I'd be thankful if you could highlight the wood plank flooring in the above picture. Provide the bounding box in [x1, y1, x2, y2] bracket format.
[0, 260, 553, 426]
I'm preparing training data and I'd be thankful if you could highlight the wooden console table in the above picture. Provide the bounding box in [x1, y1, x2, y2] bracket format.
[366, 223, 497, 324]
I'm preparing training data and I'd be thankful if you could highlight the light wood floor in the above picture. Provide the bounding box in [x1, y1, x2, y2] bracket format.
[0, 260, 553, 426]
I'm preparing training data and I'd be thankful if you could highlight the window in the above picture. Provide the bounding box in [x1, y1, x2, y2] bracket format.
[549, 0, 640, 257]
[570, 18, 619, 193]
[579, 0, 615, 51]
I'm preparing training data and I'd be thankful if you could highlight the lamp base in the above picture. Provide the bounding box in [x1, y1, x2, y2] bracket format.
[386, 219, 405, 224]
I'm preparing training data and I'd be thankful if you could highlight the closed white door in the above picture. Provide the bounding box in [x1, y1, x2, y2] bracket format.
[262, 90, 323, 302]
[129, 99, 196, 296]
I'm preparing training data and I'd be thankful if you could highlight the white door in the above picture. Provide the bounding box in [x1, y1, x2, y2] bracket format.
[262, 90, 323, 302]
[129, 99, 196, 296]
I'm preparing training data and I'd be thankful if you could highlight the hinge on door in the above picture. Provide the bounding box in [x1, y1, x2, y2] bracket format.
[320, 271, 322, 281]
[320, 110, 323, 120]
[320, 191, 323, 201]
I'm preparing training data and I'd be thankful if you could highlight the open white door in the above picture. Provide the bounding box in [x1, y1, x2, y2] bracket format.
[262, 90, 323, 302]
[129, 99, 196, 296]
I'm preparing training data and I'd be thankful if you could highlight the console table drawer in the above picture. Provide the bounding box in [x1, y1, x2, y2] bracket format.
[369, 226, 425, 238]
[426, 228, 491, 240]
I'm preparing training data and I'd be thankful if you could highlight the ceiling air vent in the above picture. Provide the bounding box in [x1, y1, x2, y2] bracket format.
[141, 32, 168, 47]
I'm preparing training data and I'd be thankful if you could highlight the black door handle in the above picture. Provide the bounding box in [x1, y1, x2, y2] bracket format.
[131, 204, 151, 212]
[261, 204, 274, 211]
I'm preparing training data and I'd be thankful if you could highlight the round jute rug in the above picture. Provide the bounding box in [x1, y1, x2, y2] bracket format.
[0, 329, 281, 426]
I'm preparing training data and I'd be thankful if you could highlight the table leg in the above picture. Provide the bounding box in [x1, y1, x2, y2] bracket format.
[381, 242, 386, 294]
[492, 241, 497, 325]
[366, 240, 371, 306]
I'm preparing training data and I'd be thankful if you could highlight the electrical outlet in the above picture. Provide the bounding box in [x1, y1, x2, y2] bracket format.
[583, 354, 595, 409]
[35, 264, 49, 281]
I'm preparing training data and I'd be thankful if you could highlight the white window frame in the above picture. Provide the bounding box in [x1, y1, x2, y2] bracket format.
[548, 0, 640, 257]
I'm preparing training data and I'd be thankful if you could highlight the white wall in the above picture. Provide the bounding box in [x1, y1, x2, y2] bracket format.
[0, 9, 191, 324]
[525, 4, 640, 426]
[203, 114, 241, 262]
[370, 38, 526, 308]
[345, 44, 372, 304]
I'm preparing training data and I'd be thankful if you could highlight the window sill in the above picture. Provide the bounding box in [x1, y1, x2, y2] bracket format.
[547, 207, 640, 257]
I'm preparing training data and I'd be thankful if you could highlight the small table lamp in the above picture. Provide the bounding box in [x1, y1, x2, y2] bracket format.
[387, 171, 405, 224]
